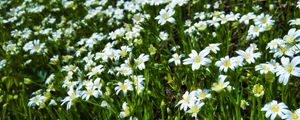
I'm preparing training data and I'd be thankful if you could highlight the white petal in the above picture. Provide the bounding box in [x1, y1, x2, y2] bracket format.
[281, 57, 290, 67]
[291, 56, 300, 66]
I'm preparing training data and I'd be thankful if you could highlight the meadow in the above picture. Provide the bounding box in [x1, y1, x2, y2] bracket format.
[1, 0, 300, 119]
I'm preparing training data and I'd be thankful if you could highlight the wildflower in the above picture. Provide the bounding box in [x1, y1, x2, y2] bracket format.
[272, 44, 295, 58]
[120, 102, 130, 118]
[87, 65, 104, 78]
[168, 53, 184, 66]
[236, 47, 261, 64]
[240, 100, 249, 110]
[191, 89, 211, 100]
[261, 100, 289, 120]
[23, 40, 47, 54]
[204, 43, 221, 54]
[183, 49, 211, 71]
[28, 95, 46, 107]
[119, 46, 132, 58]
[132, 13, 147, 24]
[176, 91, 196, 111]
[247, 25, 264, 39]
[61, 89, 81, 110]
[230, 56, 244, 67]
[0, 59, 6, 70]
[115, 79, 134, 96]
[207, 17, 221, 28]
[275, 56, 300, 85]
[289, 18, 300, 26]
[215, 56, 236, 72]
[155, 9, 175, 25]
[187, 102, 205, 118]
[45, 74, 55, 85]
[115, 64, 133, 76]
[212, 75, 230, 92]
[134, 54, 149, 70]
[131, 75, 145, 94]
[254, 13, 275, 28]
[159, 31, 169, 41]
[267, 38, 285, 50]
[283, 28, 300, 44]
[252, 84, 264, 97]
[49, 99, 57, 106]
[81, 86, 101, 100]
[239, 12, 256, 25]
[283, 108, 300, 120]
[148, 44, 157, 55]
[255, 63, 275, 74]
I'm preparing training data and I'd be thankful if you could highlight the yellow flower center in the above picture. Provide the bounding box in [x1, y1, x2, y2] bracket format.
[135, 16, 141, 22]
[88, 89, 93, 96]
[121, 85, 128, 91]
[279, 47, 286, 53]
[253, 27, 260, 33]
[287, 65, 294, 73]
[292, 113, 299, 120]
[199, 93, 207, 98]
[244, 53, 252, 60]
[191, 107, 199, 114]
[162, 14, 169, 20]
[271, 105, 280, 113]
[194, 57, 201, 63]
[120, 51, 127, 57]
[33, 45, 40, 51]
[261, 17, 267, 24]
[223, 60, 231, 67]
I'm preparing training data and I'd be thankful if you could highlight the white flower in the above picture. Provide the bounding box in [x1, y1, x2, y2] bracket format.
[131, 75, 145, 94]
[283, 108, 300, 120]
[61, 89, 81, 110]
[155, 9, 175, 25]
[289, 18, 300, 26]
[275, 56, 300, 85]
[159, 31, 169, 41]
[187, 102, 205, 118]
[273, 44, 295, 58]
[190, 89, 211, 100]
[267, 38, 285, 50]
[207, 17, 221, 28]
[120, 102, 130, 118]
[205, 43, 221, 54]
[28, 95, 46, 107]
[247, 25, 265, 39]
[212, 75, 230, 92]
[23, 40, 47, 54]
[176, 91, 196, 111]
[283, 28, 300, 44]
[236, 47, 261, 64]
[183, 49, 211, 71]
[215, 56, 236, 72]
[231, 56, 245, 67]
[261, 100, 289, 120]
[255, 63, 275, 74]
[194, 21, 207, 31]
[168, 53, 184, 66]
[115, 79, 134, 96]
[116, 64, 133, 76]
[81, 86, 101, 100]
[87, 65, 104, 78]
[134, 54, 149, 70]
[239, 12, 256, 24]
[254, 13, 275, 28]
